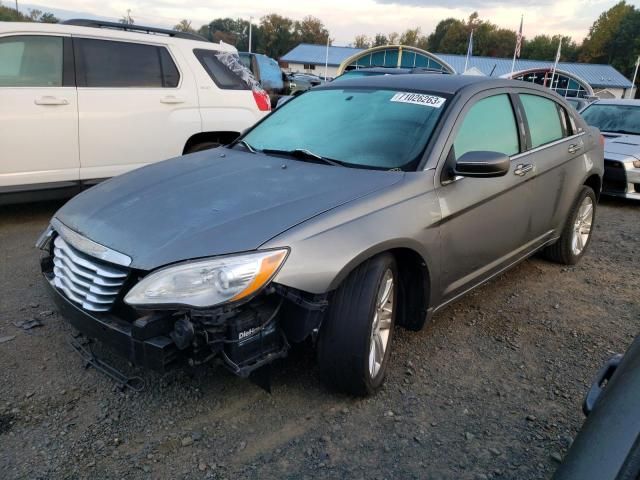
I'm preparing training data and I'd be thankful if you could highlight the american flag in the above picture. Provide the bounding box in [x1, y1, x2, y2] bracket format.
[514, 16, 523, 58]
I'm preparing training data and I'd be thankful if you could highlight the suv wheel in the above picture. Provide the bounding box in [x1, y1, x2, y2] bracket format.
[317, 254, 397, 396]
[544, 186, 596, 265]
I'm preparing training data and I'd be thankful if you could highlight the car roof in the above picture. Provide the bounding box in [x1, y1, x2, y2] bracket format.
[318, 74, 538, 96]
[590, 99, 640, 106]
[0, 21, 237, 51]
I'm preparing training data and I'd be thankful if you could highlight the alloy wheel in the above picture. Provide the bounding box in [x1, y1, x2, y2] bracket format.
[571, 196, 594, 256]
[369, 269, 394, 378]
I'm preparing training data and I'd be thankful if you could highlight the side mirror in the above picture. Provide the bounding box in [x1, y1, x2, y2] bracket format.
[454, 151, 510, 178]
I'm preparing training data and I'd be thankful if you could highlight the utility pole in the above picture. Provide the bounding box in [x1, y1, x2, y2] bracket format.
[15, 0, 18, 13]
[248, 17, 253, 53]
[629, 56, 639, 99]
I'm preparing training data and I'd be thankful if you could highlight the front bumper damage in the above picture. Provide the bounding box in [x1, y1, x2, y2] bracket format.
[40, 236, 327, 378]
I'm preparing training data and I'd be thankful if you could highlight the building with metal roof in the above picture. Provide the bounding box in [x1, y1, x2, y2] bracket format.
[280, 43, 635, 98]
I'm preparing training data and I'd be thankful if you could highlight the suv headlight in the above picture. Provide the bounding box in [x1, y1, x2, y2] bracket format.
[124, 249, 288, 308]
[632, 160, 640, 169]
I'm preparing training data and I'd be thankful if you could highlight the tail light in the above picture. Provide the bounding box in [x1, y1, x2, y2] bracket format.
[252, 90, 271, 112]
[599, 134, 605, 147]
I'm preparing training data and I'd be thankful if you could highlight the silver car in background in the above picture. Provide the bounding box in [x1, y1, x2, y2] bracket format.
[580, 99, 640, 200]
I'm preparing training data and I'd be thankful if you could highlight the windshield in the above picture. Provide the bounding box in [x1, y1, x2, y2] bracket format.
[241, 88, 447, 170]
[581, 103, 640, 135]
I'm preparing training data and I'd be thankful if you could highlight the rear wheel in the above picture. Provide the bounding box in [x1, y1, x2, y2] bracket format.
[544, 186, 596, 265]
[317, 254, 397, 396]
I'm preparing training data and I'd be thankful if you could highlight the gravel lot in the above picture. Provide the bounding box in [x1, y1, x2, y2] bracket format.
[1, 197, 638, 480]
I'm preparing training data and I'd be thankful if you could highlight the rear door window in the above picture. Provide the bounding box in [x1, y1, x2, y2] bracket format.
[194, 50, 258, 90]
[0, 35, 63, 87]
[453, 94, 520, 159]
[520, 94, 565, 148]
[74, 38, 179, 88]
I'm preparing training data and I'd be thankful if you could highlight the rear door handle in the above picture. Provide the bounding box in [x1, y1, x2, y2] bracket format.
[34, 96, 69, 106]
[568, 144, 582, 154]
[160, 95, 185, 104]
[514, 164, 534, 176]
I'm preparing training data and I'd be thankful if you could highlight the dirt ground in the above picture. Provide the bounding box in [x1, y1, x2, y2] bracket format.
[1, 197, 638, 480]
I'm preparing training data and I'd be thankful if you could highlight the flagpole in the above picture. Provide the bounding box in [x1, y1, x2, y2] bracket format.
[324, 35, 329, 79]
[550, 38, 562, 92]
[628, 55, 639, 99]
[510, 15, 523, 77]
[464, 30, 473, 73]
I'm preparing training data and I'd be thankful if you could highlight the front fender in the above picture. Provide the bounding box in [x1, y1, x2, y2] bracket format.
[262, 172, 442, 305]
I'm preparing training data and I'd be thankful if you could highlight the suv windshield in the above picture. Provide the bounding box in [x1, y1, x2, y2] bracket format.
[241, 88, 447, 170]
[581, 103, 640, 135]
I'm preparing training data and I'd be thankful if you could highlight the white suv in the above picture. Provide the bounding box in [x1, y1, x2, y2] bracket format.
[0, 19, 271, 204]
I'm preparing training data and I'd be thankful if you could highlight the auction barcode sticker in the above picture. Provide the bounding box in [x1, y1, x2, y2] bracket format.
[390, 92, 446, 108]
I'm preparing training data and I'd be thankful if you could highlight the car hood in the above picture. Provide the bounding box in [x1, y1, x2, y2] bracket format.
[603, 133, 640, 161]
[54, 149, 402, 271]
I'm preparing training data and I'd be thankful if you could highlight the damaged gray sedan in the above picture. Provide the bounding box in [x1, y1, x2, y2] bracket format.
[38, 75, 604, 395]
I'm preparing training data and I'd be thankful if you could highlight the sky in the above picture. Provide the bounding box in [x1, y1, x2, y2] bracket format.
[16, 0, 623, 45]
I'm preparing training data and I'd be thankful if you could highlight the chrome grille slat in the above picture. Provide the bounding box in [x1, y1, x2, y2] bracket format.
[54, 237, 127, 278]
[53, 254, 122, 287]
[53, 264, 120, 296]
[52, 235, 129, 312]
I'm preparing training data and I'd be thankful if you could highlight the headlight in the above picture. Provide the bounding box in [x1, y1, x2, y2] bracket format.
[632, 160, 640, 169]
[124, 249, 288, 308]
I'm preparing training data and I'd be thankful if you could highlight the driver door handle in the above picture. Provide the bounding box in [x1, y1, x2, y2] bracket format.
[34, 96, 69, 106]
[514, 164, 534, 176]
[160, 95, 185, 104]
[568, 144, 582, 154]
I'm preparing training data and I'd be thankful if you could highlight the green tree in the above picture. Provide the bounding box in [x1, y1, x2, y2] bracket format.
[174, 19, 195, 34]
[198, 18, 250, 50]
[353, 34, 370, 49]
[39, 12, 58, 23]
[258, 13, 296, 58]
[0, 3, 57, 22]
[581, 1, 634, 64]
[521, 35, 579, 62]
[372, 33, 388, 47]
[399, 27, 422, 47]
[427, 18, 462, 52]
[294, 15, 329, 45]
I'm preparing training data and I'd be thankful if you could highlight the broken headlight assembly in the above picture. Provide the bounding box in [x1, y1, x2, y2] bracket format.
[124, 249, 288, 308]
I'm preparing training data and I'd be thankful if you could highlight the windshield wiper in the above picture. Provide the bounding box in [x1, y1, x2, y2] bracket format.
[261, 148, 344, 167]
[234, 140, 257, 153]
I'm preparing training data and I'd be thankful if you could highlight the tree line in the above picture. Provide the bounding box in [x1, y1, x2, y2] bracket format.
[0, 3, 58, 22]
[351, 2, 639, 77]
[174, 1, 638, 77]
[173, 14, 330, 60]
[2, 0, 638, 78]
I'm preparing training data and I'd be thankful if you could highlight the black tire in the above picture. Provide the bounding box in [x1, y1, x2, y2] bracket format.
[317, 254, 398, 396]
[543, 185, 597, 265]
[185, 141, 220, 154]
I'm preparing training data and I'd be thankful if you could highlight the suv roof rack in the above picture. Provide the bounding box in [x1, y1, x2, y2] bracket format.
[61, 19, 210, 43]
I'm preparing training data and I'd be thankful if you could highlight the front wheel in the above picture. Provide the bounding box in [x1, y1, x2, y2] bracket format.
[543, 186, 596, 265]
[317, 254, 397, 396]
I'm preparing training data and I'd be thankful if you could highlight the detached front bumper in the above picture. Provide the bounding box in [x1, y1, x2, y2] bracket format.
[43, 272, 178, 371]
[602, 160, 640, 200]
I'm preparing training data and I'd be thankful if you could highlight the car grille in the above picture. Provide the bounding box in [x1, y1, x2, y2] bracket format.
[52, 236, 129, 312]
